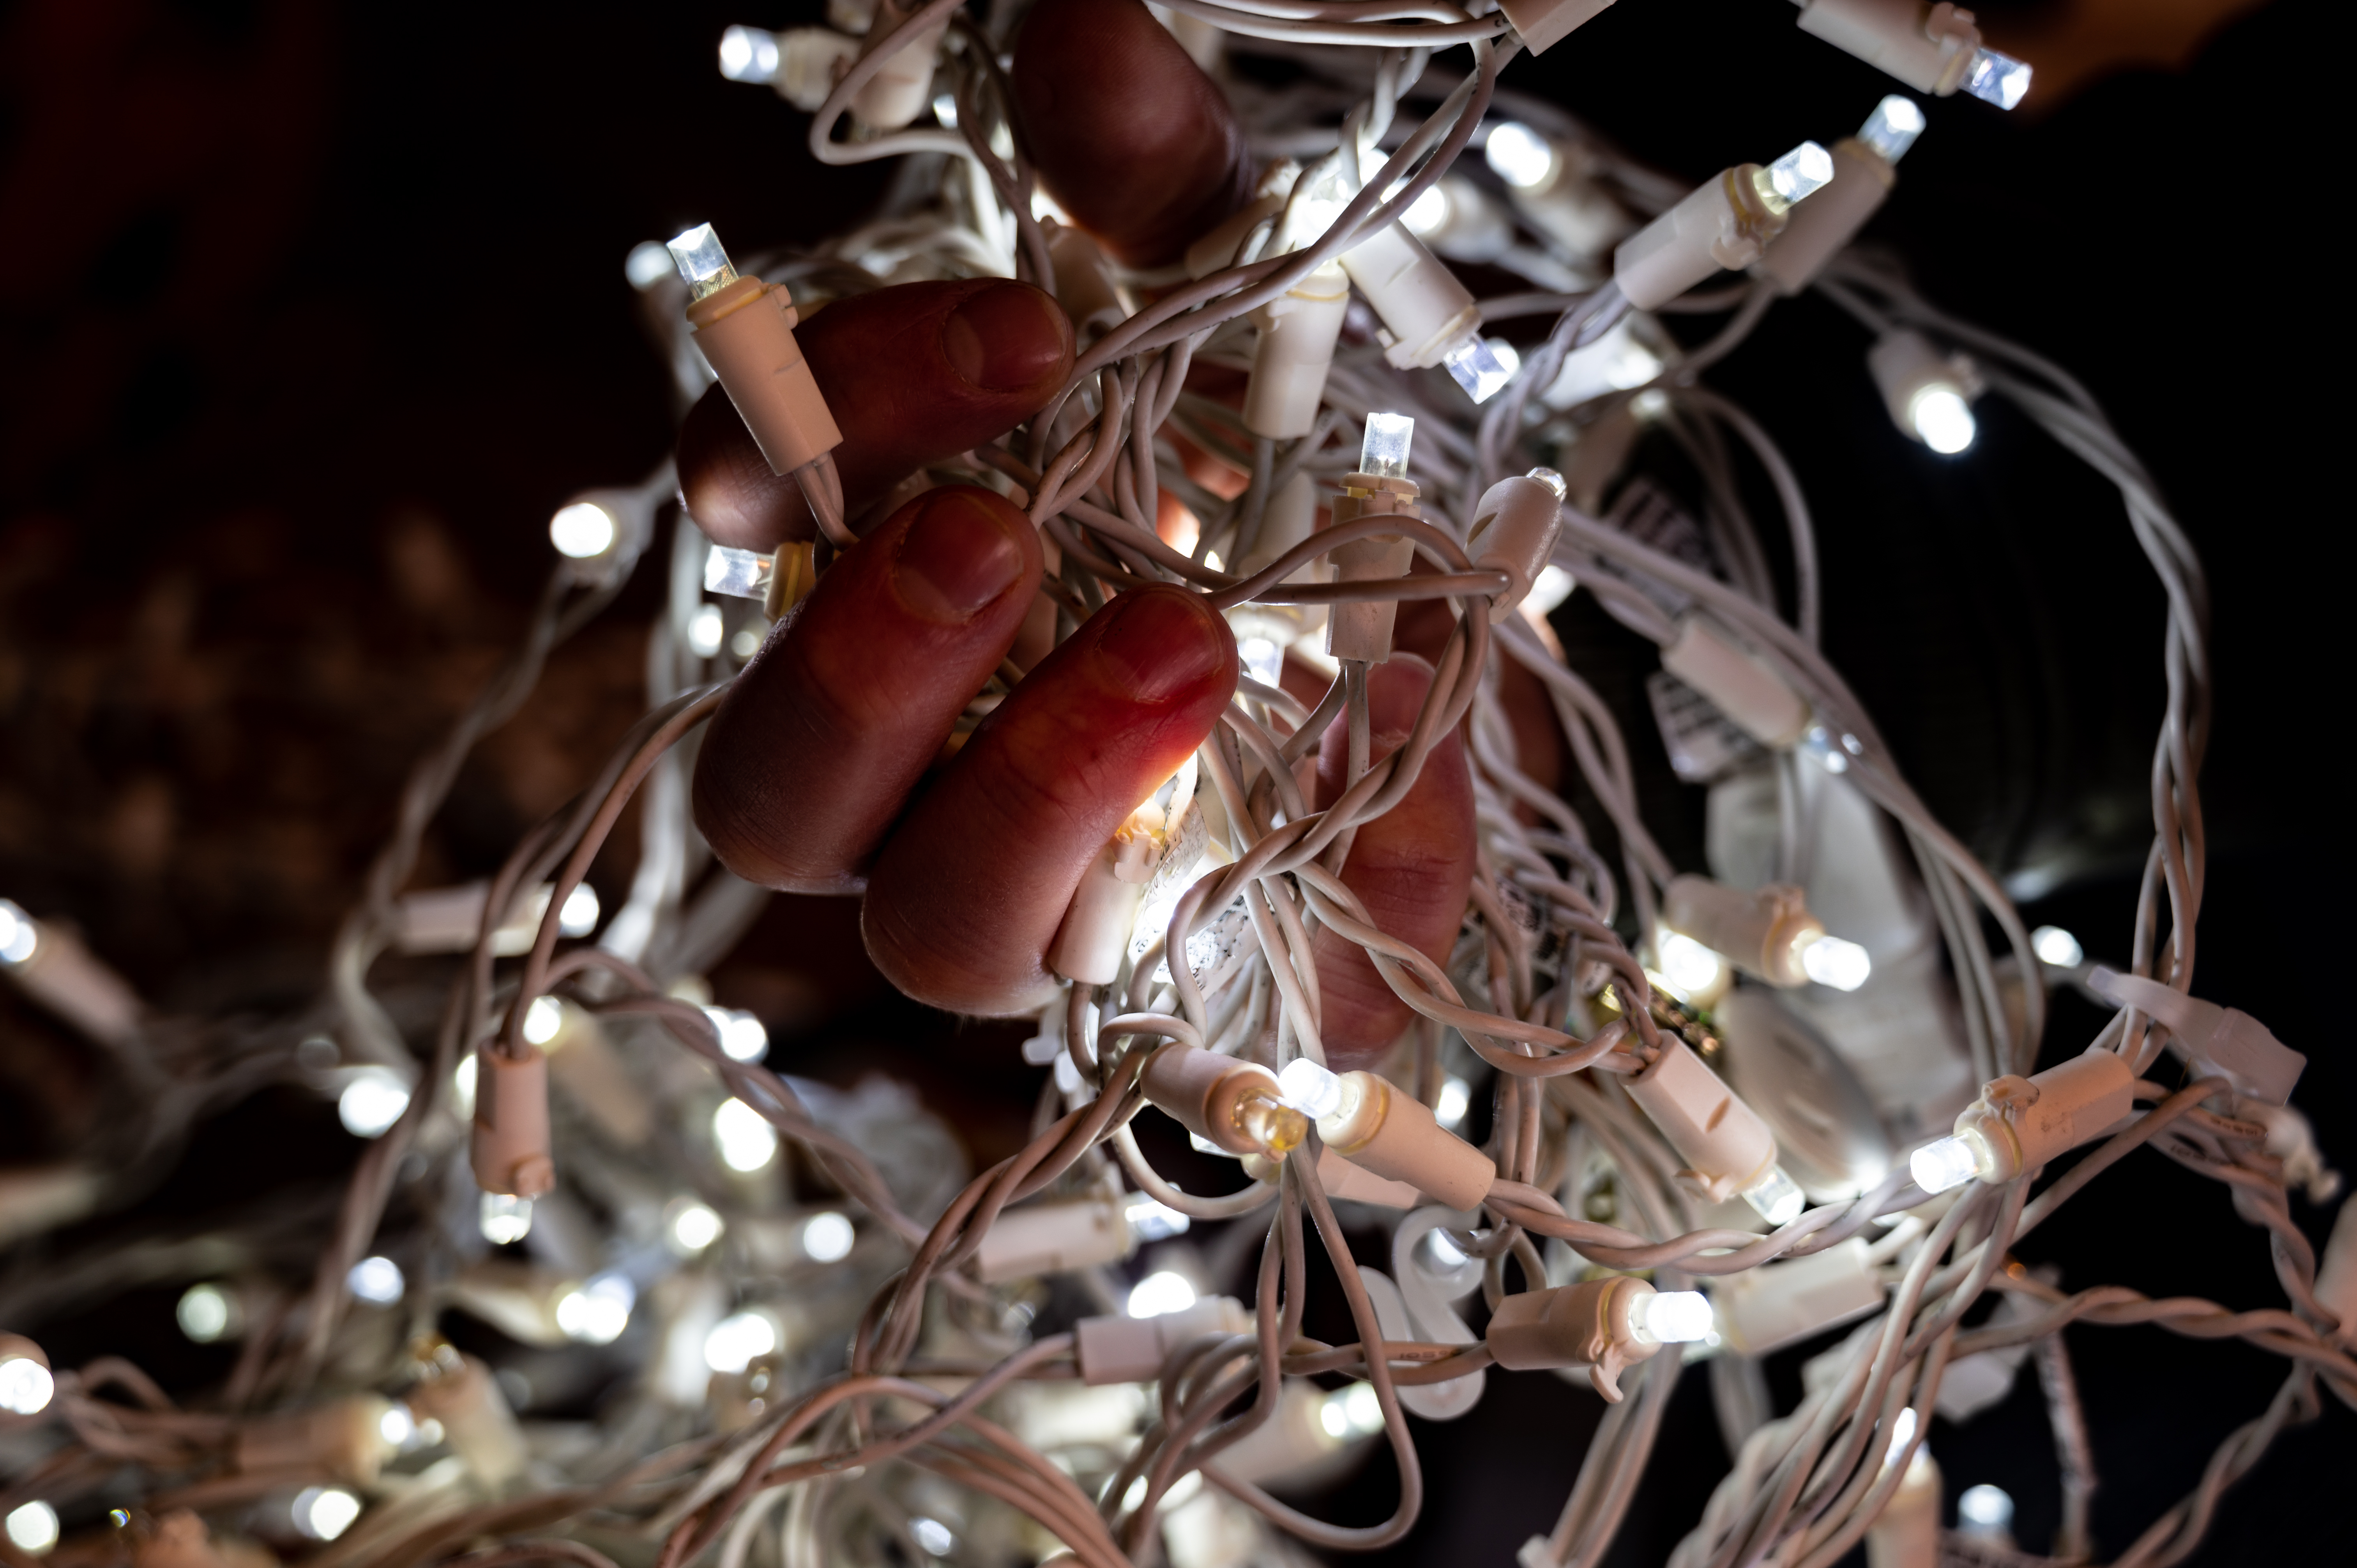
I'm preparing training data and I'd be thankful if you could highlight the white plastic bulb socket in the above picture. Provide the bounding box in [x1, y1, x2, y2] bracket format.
[1048, 761, 1199, 985]
[1465, 469, 1567, 620]
[1661, 875, 1829, 988]
[2087, 965, 2305, 1105]
[1140, 1044, 1304, 1158]
[1755, 101, 1922, 294]
[1795, 0, 2029, 108]
[1658, 617, 1813, 748]
[1713, 1238, 1886, 1355]
[1613, 144, 1830, 312]
[1315, 1070, 1496, 1211]
[972, 1190, 1131, 1282]
[1624, 1035, 1785, 1208]
[1337, 223, 1503, 400]
[1911, 1047, 2137, 1192]
[669, 224, 844, 479]
[1245, 263, 1350, 439]
[1496, 0, 1618, 54]
[850, 0, 947, 131]
[1076, 1296, 1252, 1384]
[1869, 329, 1980, 454]
[470, 1043, 555, 1197]
[1485, 1275, 1702, 1400]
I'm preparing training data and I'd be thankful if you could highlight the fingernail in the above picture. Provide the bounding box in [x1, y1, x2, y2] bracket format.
[1091, 589, 1229, 703]
[941, 283, 1071, 392]
[894, 490, 1026, 622]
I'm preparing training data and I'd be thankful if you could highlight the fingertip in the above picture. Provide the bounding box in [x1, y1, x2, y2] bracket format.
[940, 281, 1074, 396]
[891, 486, 1042, 624]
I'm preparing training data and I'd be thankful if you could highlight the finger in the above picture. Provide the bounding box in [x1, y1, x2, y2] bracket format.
[692, 486, 1043, 893]
[1012, 0, 1253, 267]
[1311, 655, 1476, 1070]
[678, 279, 1074, 550]
[862, 585, 1240, 1015]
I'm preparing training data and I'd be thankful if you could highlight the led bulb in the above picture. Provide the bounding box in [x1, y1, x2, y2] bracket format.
[549, 501, 618, 560]
[1909, 387, 1977, 454]
[1238, 636, 1284, 690]
[1125, 1192, 1191, 1242]
[1800, 935, 1872, 991]
[704, 1310, 778, 1373]
[1636, 1289, 1715, 1345]
[705, 546, 774, 601]
[1277, 1057, 1343, 1121]
[1857, 95, 1926, 164]
[554, 1272, 634, 1345]
[480, 1192, 535, 1244]
[1656, 930, 1727, 998]
[666, 223, 739, 301]
[0, 899, 37, 964]
[1910, 1134, 1981, 1194]
[713, 1097, 780, 1172]
[1434, 1075, 1471, 1130]
[6, 1501, 59, 1555]
[911, 1520, 955, 1557]
[717, 24, 783, 83]
[1765, 141, 1836, 207]
[177, 1282, 237, 1343]
[801, 1210, 856, 1262]
[1402, 184, 1450, 236]
[1484, 122, 1557, 189]
[558, 884, 600, 936]
[624, 240, 676, 290]
[1320, 1379, 1384, 1439]
[1880, 1405, 1919, 1469]
[1442, 335, 1514, 403]
[0, 1357, 54, 1417]
[2031, 925, 2084, 968]
[1958, 1483, 2015, 1536]
[688, 602, 725, 659]
[1235, 1089, 1308, 1157]
[346, 1255, 405, 1305]
[338, 1067, 412, 1138]
[1741, 1165, 1806, 1226]
[666, 1198, 725, 1254]
[296, 1486, 362, 1542]
[522, 995, 564, 1046]
[1127, 1270, 1198, 1319]
[703, 1006, 769, 1062]
[1359, 411, 1415, 479]
[1961, 49, 2032, 110]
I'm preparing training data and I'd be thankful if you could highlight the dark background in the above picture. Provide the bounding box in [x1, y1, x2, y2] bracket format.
[0, 0, 2345, 1563]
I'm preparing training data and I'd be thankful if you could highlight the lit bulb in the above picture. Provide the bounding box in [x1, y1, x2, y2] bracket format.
[522, 995, 564, 1046]
[624, 240, 676, 290]
[1962, 49, 2032, 110]
[1238, 636, 1284, 691]
[800, 1211, 856, 1263]
[1525, 564, 1576, 618]
[1442, 336, 1514, 404]
[480, 1192, 535, 1245]
[1958, 1483, 2015, 1536]
[1880, 1405, 1919, 1469]
[378, 1403, 417, 1448]
[717, 25, 783, 84]
[0, 1357, 54, 1417]
[1358, 411, 1415, 478]
[1125, 1192, 1191, 1242]
[1800, 935, 1872, 991]
[0, 899, 36, 965]
[5, 1502, 59, 1555]
[666, 223, 739, 300]
[1740, 1166, 1806, 1227]
[1484, 121, 1557, 189]
[293, 1486, 362, 1542]
[555, 1272, 635, 1344]
[1636, 1289, 1715, 1344]
[1909, 1135, 1981, 1195]
[1402, 184, 1450, 236]
[666, 1199, 725, 1254]
[346, 1255, 405, 1305]
[713, 1098, 780, 1172]
[452, 1052, 478, 1119]
[1656, 930, 1726, 998]
[687, 602, 726, 659]
[2031, 925, 2084, 968]
[1857, 95, 1926, 164]
[558, 884, 600, 936]
[1319, 1380, 1384, 1440]
[1127, 1270, 1198, 1319]
[704, 1310, 779, 1373]
[549, 501, 618, 560]
[1764, 141, 1835, 207]
[1434, 1075, 1472, 1130]
[176, 1282, 236, 1344]
[1908, 387, 1977, 454]
[910, 1519, 955, 1557]
[703, 1006, 769, 1062]
[1277, 1057, 1343, 1121]
[337, 1068, 412, 1138]
[931, 91, 958, 126]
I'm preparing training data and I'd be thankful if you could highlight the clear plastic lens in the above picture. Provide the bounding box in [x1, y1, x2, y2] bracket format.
[1238, 636, 1283, 690]
[1125, 1192, 1191, 1242]
[1127, 1270, 1198, 1319]
[705, 545, 774, 600]
[667, 1199, 725, 1253]
[931, 91, 958, 127]
[703, 1310, 778, 1373]
[1434, 1075, 1471, 1130]
[1962, 48, 2032, 111]
[910, 1519, 955, 1557]
[558, 884, 600, 936]
[481, 1193, 535, 1244]
[801, 1210, 856, 1261]
[1801, 935, 1873, 991]
[0, 1358, 55, 1417]
[338, 1068, 412, 1138]
[1485, 338, 1521, 380]
[703, 1006, 769, 1062]
[346, 1255, 405, 1305]
[178, 1283, 236, 1343]
[666, 223, 739, 298]
[717, 25, 783, 83]
[2031, 925, 2084, 968]
[624, 240, 676, 290]
[523, 995, 564, 1046]
[1908, 387, 1977, 454]
[1526, 564, 1576, 617]
[549, 501, 617, 559]
[1639, 1289, 1715, 1344]
[1741, 1166, 1806, 1226]
[1320, 1380, 1384, 1439]
[1402, 184, 1449, 237]
[1958, 1483, 2015, 1533]
[1442, 336, 1514, 404]
[1857, 95, 1926, 164]
[0, 899, 35, 965]
[1910, 1135, 1980, 1194]
[1358, 410, 1415, 478]
[1657, 931, 1726, 997]
[1484, 121, 1555, 189]
[555, 1272, 634, 1344]
[7, 1501, 60, 1554]
[1767, 141, 1836, 205]
[1277, 1058, 1343, 1121]
[713, 1098, 780, 1171]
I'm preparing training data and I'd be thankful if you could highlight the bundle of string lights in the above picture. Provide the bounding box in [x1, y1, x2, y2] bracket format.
[2, 3, 2348, 1568]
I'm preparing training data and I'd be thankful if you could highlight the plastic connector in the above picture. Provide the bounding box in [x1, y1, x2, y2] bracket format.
[1794, 0, 2019, 104]
[406, 1353, 528, 1488]
[1075, 1296, 1251, 1383]
[1487, 1276, 1712, 1398]
[1713, 1238, 1886, 1355]
[1048, 761, 1200, 984]
[0, 1335, 54, 1417]
[1315, 1070, 1497, 1211]
[1624, 1036, 1790, 1213]
[1910, 1047, 2136, 1192]
[1466, 469, 1567, 620]
[2087, 967, 2305, 1106]
[1141, 1045, 1305, 1158]
[1755, 98, 1922, 293]
[235, 1395, 400, 1486]
[1662, 876, 1825, 987]
[780, 28, 861, 110]
[1496, 0, 1617, 56]
[1323, 412, 1423, 664]
[1245, 263, 1350, 439]
[670, 225, 844, 480]
[1338, 224, 1484, 381]
[973, 1190, 1133, 1283]
[1658, 616, 1813, 747]
[1612, 145, 1829, 312]
[849, 0, 947, 131]
[1047, 225, 1128, 337]
[1868, 329, 1982, 454]
[0, 899, 143, 1046]
[470, 1044, 555, 1198]
[1241, 1142, 1424, 1208]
